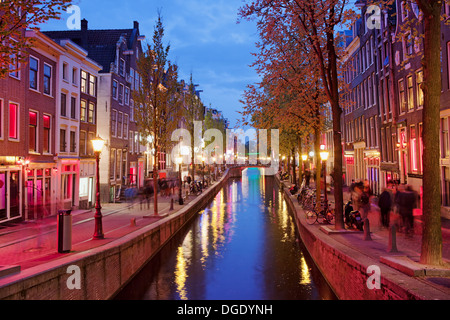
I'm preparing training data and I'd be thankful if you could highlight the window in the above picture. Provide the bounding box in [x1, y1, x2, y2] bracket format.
[416, 70, 423, 108]
[116, 149, 122, 180]
[404, 33, 413, 58]
[9, 103, 19, 140]
[60, 129, 66, 152]
[401, 1, 408, 21]
[62, 63, 68, 81]
[88, 102, 95, 124]
[398, 79, 406, 113]
[61, 93, 67, 117]
[407, 75, 414, 111]
[419, 123, 423, 172]
[130, 100, 134, 122]
[130, 68, 135, 90]
[442, 117, 449, 158]
[110, 149, 116, 180]
[70, 131, 76, 153]
[125, 87, 130, 105]
[130, 131, 134, 153]
[124, 115, 129, 139]
[119, 84, 124, 104]
[111, 110, 117, 136]
[43, 115, 51, 154]
[71, 96, 77, 119]
[118, 112, 123, 137]
[10, 49, 19, 78]
[410, 125, 418, 172]
[112, 80, 118, 99]
[29, 111, 38, 152]
[72, 68, 78, 85]
[81, 71, 88, 94]
[88, 132, 94, 156]
[43, 64, 51, 95]
[89, 74, 96, 96]
[80, 100, 87, 122]
[119, 58, 125, 76]
[29, 57, 38, 90]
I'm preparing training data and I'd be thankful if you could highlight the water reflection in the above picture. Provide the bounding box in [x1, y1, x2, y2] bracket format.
[115, 168, 336, 300]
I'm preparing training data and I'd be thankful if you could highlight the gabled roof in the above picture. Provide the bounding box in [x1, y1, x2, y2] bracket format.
[43, 21, 136, 73]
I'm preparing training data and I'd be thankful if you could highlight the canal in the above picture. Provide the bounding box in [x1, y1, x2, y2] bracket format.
[114, 168, 337, 300]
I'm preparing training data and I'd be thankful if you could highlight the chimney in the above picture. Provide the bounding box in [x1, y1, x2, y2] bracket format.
[81, 19, 88, 47]
[133, 21, 139, 30]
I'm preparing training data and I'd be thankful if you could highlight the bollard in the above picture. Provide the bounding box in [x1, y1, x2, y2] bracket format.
[388, 225, 398, 252]
[170, 198, 174, 211]
[363, 218, 372, 241]
[130, 218, 137, 227]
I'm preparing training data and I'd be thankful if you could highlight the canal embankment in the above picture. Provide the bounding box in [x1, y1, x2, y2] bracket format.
[0, 168, 243, 300]
[277, 175, 450, 300]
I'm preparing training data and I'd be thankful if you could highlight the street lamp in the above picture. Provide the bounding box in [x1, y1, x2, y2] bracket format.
[176, 156, 184, 205]
[320, 149, 329, 210]
[92, 136, 105, 240]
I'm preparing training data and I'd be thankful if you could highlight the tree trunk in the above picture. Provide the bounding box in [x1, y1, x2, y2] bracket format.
[327, 26, 345, 230]
[153, 145, 159, 215]
[298, 136, 303, 187]
[314, 127, 321, 205]
[292, 147, 297, 185]
[419, 0, 443, 265]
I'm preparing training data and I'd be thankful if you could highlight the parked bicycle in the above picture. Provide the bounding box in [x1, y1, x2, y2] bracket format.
[305, 201, 335, 225]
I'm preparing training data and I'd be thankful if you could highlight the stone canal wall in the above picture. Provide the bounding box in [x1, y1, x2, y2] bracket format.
[0, 170, 236, 300]
[277, 176, 429, 300]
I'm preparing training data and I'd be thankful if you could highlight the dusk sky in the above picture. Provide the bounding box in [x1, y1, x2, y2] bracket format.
[38, 0, 261, 128]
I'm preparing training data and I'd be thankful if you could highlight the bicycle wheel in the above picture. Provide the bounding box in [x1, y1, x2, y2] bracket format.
[305, 209, 317, 225]
[317, 210, 326, 224]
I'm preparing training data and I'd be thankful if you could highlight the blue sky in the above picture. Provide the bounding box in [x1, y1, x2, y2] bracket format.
[38, 0, 260, 128]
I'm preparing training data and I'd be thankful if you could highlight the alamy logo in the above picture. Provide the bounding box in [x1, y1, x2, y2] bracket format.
[66, 265, 81, 290]
[366, 5, 381, 30]
[366, 265, 381, 290]
[171, 122, 280, 175]
[66, 5, 81, 30]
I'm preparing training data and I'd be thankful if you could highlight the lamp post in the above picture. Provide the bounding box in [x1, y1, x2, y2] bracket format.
[176, 156, 184, 205]
[201, 156, 206, 187]
[320, 149, 329, 210]
[92, 136, 105, 240]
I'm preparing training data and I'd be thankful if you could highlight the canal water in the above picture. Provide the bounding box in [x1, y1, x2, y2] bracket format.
[115, 168, 337, 300]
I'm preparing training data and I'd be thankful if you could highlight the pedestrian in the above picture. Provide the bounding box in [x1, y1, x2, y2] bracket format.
[359, 182, 371, 221]
[395, 184, 416, 237]
[378, 182, 393, 228]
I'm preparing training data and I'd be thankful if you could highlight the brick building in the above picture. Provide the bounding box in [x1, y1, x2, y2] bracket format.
[44, 20, 146, 203]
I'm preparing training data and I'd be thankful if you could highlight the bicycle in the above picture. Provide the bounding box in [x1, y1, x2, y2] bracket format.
[305, 202, 335, 225]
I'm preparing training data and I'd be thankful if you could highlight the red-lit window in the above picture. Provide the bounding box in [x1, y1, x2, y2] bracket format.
[29, 111, 38, 152]
[410, 125, 417, 172]
[9, 103, 18, 140]
[43, 115, 51, 153]
[419, 123, 423, 172]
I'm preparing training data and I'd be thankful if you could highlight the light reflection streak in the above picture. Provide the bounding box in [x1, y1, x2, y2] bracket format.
[175, 230, 193, 300]
[299, 254, 312, 285]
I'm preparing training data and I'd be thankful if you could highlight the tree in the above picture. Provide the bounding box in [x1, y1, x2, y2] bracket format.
[133, 12, 182, 215]
[240, 0, 352, 229]
[183, 74, 205, 178]
[413, 0, 443, 265]
[0, 0, 72, 78]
